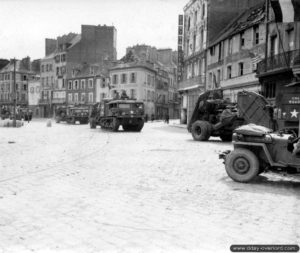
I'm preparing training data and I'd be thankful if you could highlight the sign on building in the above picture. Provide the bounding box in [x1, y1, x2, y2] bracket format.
[177, 14, 184, 82]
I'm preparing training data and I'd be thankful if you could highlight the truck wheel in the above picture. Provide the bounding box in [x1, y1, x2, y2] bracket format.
[123, 124, 130, 131]
[71, 118, 76, 124]
[225, 148, 259, 183]
[56, 117, 61, 123]
[135, 120, 144, 132]
[220, 134, 232, 142]
[191, 120, 211, 141]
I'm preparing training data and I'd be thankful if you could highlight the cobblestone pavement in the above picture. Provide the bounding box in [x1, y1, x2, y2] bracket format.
[0, 120, 299, 253]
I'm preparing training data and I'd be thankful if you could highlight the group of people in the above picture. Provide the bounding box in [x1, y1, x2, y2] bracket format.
[0, 106, 32, 122]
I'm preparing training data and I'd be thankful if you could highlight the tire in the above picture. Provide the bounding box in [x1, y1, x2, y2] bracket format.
[191, 120, 212, 141]
[220, 133, 232, 142]
[71, 118, 76, 124]
[225, 148, 259, 183]
[135, 120, 144, 132]
[123, 124, 130, 131]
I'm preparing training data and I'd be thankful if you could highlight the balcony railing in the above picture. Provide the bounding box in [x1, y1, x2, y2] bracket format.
[179, 75, 206, 90]
[257, 49, 300, 75]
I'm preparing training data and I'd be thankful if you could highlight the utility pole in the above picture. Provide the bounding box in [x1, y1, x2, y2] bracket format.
[13, 58, 16, 127]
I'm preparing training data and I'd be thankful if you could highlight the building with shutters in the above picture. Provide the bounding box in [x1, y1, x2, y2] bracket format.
[206, 3, 266, 102]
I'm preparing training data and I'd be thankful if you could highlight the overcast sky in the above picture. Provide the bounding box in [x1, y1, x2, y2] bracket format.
[0, 0, 186, 61]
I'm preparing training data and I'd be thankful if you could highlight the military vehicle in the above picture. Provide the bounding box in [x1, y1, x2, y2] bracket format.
[89, 98, 144, 132]
[55, 106, 89, 124]
[188, 89, 244, 142]
[188, 89, 278, 142]
[220, 124, 300, 183]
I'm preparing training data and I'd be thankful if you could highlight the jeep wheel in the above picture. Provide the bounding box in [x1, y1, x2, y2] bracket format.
[191, 120, 212, 141]
[220, 133, 232, 142]
[225, 148, 259, 183]
[135, 120, 144, 132]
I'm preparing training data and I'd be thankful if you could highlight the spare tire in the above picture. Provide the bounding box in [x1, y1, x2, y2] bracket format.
[191, 120, 212, 141]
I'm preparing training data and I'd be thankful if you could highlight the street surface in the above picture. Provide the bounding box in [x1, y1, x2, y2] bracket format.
[0, 120, 299, 253]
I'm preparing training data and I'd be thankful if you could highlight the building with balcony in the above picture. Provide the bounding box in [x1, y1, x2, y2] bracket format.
[178, 0, 264, 124]
[206, 3, 266, 102]
[0, 58, 36, 113]
[256, 20, 300, 130]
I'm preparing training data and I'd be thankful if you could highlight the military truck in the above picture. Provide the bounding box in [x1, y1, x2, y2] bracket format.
[55, 106, 89, 124]
[89, 98, 145, 132]
[188, 89, 278, 142]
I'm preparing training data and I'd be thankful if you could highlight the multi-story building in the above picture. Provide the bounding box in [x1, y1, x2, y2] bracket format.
[109, 61, 156, 117]
[179, 0, 264, 124]
[256, 5, 300, 130]
[39, 53, 55, 117]
[40, 24, 117, 116]
[0, 58, 36, 113]
[206, 3, 266, 101]
[28, 75, 41, 117]
[66, 63, 107, 108]
[122, 45, 179, 119]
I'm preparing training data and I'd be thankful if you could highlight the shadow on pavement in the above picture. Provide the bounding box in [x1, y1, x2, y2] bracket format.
[222, 174, 300, 198]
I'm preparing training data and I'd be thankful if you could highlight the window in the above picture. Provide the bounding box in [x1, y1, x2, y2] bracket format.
[263, 82, 276, 99]
[218, 43, 222, 61]
[23, 75, 27, 81]
[81, 93, 85, 102]
[62, 79, 65, 88]
[41, 65, 44, 72]
[240, 31, 245, 49]
[61, 54, 66, 62]
[130, 89, 136, 99]
[228, 38, 233, 55]
[90, 67, 94, 75]
[56, 67, 60, 76]
[74, 93, 78, 102]
[81, 80, 85, 89]
[227, 65, 232, 79]
[286, 28, 295, 51]
[194, 11, 197, 24]
[46, 64, 49, 72]
[253, 25, 259, 45]
[23, 84, 27, 91]
[121, 73, 127, 84]
[88, 79, 93, 89]
[51, 76, 53, 86]
[147, 90, 151, 101]
[49, 64, 52, 71]
[202, 3, 205, 18]
[210, 47, 215, 56]
[74, 80, 78, 90]
[68, 93, 72, 102]
[46, 77, 49, 86]
[147, 75, 151, 85]
[68, 81, 72, 90]
[187, 17, 191, 31]
[112, 74, 118, 84]
[100, 93, 106, 99]
[130, 73, 136, 83]
[239, 62, 244, 76]
[152, 91, 155, 101]
[193, 34, 196, 52]
[88, 92, 93, 102]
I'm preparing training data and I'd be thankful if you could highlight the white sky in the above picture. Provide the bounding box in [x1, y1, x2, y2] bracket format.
[0, 0, 186, 60]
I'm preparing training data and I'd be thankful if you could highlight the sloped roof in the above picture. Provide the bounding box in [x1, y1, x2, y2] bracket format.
[210, 2, 265, 47]
[0, 60, 34, 74]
